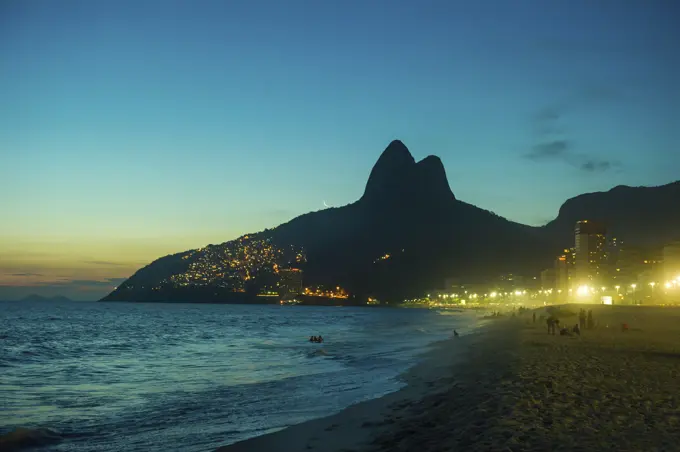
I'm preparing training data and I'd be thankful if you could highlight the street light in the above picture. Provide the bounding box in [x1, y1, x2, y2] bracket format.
[576, 285, 590, 297]
[615, 285, 620, 294]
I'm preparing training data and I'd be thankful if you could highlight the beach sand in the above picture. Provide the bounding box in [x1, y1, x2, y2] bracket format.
[216, 306, 680, 452]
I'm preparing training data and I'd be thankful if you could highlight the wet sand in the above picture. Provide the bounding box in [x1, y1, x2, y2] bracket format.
[216, 306, 680, 452]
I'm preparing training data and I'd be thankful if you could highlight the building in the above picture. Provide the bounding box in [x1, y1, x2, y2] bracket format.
[663, 241, 680, 283]
[554, 250, 571, 296]
[278, 268, 303, 297]
[605, 237, 623, 285]
[540, 268, 556, 291]
[573, 220, 607, 289]
[498, 273, 524, 292]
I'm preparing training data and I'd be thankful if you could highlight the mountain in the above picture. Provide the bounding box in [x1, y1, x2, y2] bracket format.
[544, 182, 680, 249]
[102, 140, 551, 303]
[19, 295, 73, 303]
[101, 140, 680, 303]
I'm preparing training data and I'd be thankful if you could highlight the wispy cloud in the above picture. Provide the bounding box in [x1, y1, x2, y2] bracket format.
[580, 159, 618, 173]
[524, 96, 622, 173]
[525, 140, 570, 160]
[8, 272, 44, 277]
[82, 260, 132, 267]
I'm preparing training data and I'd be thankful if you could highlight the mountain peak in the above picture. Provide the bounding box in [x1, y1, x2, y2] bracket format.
[361, 140, 455, 205]
[372, 140, 416, 172]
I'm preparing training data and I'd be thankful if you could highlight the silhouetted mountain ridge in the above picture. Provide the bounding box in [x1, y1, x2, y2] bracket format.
[101, 141, 680, 303]
[545, 181, 680, 248]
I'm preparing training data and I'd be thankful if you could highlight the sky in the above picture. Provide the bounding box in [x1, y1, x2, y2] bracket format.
[1, 0, 679, 300]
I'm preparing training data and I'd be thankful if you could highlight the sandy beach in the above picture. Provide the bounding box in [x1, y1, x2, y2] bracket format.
[217, 305, 680, 452]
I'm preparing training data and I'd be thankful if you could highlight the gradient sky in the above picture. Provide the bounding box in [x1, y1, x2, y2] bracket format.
[1, 0, 679, 300]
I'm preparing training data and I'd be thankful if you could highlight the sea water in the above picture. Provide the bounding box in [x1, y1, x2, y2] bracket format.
[0, 301, 476, 451]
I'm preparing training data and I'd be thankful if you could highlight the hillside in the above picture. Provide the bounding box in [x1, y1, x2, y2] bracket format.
[102, 141, 680, 303]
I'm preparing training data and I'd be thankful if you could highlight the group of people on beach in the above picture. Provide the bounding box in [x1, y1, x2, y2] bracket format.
[541, 308, 596, 336]
[309, 335, 324, 343]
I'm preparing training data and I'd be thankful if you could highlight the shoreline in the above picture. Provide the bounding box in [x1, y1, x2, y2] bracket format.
[216, 305, 680, 451]
[215, 315, 499, 452]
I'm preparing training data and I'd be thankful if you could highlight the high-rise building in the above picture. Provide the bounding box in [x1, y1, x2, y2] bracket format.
[554, 250, 571, 295]
[574, 220, 607, 288]
[663, 241, 680, 283]
[605, 237, 623, 285]
[278, 268, 303, 297]
[540, 268, 556, 291]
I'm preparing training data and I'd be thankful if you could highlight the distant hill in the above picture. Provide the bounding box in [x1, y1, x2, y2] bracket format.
[544, 182, 680, 249]
[102, 140, 680, 303]
[19, 295, 73, 303]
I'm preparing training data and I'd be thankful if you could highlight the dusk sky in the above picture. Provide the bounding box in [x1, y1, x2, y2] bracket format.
[1, 0, 679, 300]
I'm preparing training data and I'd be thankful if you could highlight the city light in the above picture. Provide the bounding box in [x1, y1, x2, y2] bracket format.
[631, 284, 637, 289]
[576, 285, 590, 297]
[490, 292, 497, 298]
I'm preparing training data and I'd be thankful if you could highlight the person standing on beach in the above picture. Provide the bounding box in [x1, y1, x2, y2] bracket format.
[587, 310, 594, 329]
[547, 316, 557, 335]
[533, 312, 536, 324]
[579, 309, 586, 330]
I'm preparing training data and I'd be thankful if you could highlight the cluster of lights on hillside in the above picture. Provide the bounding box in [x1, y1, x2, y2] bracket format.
[121, 236, 306, 293]
[303, 286, 348, 299]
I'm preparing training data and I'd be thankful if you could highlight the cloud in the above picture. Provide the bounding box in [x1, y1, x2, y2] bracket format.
[580, 159, 621, 173]
[82, 260, 131, 267]
[525, 140, 570, 160]
[8, 272, 44, 277]
[525, 99, 622, 173]
[66, 278, 127, 287]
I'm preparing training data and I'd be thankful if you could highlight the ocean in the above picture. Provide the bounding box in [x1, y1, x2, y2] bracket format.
[0, 301, 476, 451]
